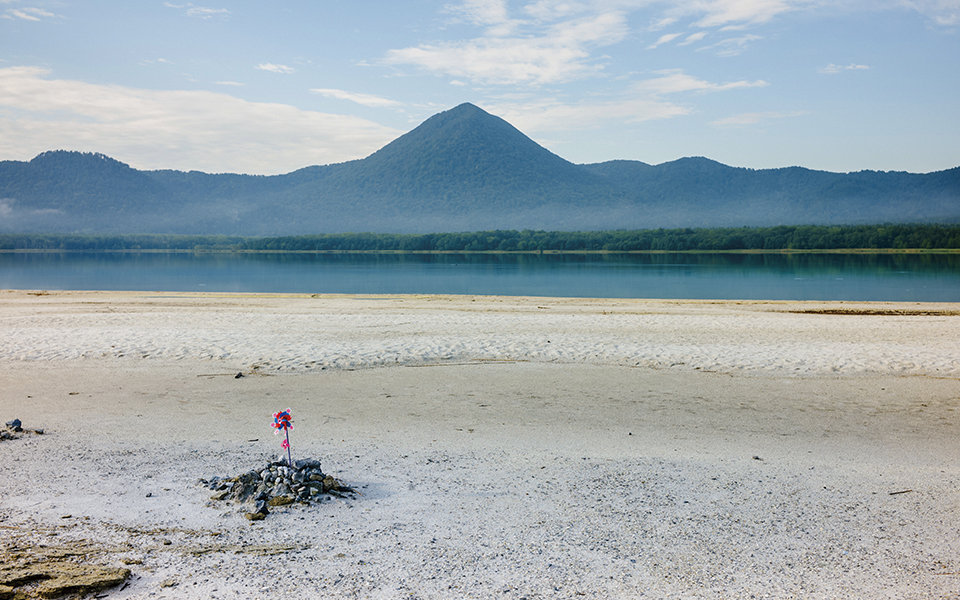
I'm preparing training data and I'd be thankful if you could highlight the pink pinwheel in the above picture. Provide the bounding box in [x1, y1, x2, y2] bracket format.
[272, 408, 293, 467]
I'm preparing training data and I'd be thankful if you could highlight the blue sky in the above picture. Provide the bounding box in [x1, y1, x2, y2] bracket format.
[1, 0, 958, 174]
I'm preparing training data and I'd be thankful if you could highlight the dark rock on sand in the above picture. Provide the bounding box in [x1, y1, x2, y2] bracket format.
[204, 457, 355, 518]
[2, 419, 43, 441]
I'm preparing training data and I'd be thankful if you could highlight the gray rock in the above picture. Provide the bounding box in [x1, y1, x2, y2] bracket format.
[294, 458, 323, 471]
[203, 456, 350, 518]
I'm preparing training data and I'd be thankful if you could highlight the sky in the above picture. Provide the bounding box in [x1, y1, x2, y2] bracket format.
[1, 0, 958, 175]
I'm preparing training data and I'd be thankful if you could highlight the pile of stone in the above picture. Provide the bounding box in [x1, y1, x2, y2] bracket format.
[2, 418, 44, 441]
[201, 458, 356, 520]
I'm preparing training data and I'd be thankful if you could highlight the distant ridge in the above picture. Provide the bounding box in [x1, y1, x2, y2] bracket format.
[1, 103, 958, 234]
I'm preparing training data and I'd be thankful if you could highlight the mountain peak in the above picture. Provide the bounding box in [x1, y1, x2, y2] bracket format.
[356, 103, 586, 194]
[3, 103, 958, 235]
[435, 102, 492, 123]
[23, 151, 142, 183]
[448, 101, 484, 113]
[30, 150, 132, 170]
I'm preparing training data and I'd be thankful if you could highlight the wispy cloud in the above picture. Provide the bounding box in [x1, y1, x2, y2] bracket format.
[648, 15, 679, 31]
[255, 63, 295, 75]
[635, 69, 768, 94]
[3, 6, 58, 21]
[488, 69, 769, 136]
[385, 2, 629, 85]
[647, 32, 682, 49]
[448, 0, 520, 35]
[523, 0, 591, 21]
[689, 0, 800, 28]
[899, 0, 960, 26]
[679, 31, 708, 45]
[711, 110, 807, 126]
[385, 38, 593, 85]
[140, 58, 173, 66]
[163, 2, 229, 19]
[386, 0, 818, 85]
[0, 66, 401, 174]
[663, 0, 958, 32]
[310, 88, 402, 108]
[818, 63, 870, 74]
[489, 96, 691, 136]
[186, 6, 228, 19]
[697, 33, 764, 56]
[214, 80, 244, 87]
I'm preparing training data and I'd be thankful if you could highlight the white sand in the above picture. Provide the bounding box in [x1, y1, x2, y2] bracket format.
[1, 290, 959, 598]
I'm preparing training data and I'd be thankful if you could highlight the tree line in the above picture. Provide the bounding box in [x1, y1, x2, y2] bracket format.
[2, 224, 959, 252]
[0, 234, 245, 251]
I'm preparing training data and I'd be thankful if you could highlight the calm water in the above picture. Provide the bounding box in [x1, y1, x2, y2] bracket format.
[1, 252, 958, 301]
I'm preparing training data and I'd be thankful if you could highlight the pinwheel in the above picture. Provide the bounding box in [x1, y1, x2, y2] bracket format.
[272, 408, 293, 467]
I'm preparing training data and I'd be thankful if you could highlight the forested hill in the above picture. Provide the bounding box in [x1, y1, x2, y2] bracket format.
[1, 103, 958, 234]
[3, 225, 959, 252]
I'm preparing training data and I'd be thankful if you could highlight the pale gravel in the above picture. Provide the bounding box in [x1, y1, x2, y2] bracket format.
[0, 291, 957, 376]
[0, 291, 959, 599]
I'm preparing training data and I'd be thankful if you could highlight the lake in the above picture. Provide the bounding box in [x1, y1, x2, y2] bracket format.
[1, 251, 958, 301]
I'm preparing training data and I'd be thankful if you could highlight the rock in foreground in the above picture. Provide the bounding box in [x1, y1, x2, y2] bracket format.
[202, 458, 356, 519]
[0, 558, 130, 599]
[2, 419, 44, 441]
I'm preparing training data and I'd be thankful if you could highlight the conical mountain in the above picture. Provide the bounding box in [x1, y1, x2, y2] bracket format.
[360, 103, 589, 191]
[317, 103, 601, 206]
[1, 103, 958, 234]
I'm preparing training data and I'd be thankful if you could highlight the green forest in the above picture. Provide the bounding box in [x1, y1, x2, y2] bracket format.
[2, 224, 959, 252]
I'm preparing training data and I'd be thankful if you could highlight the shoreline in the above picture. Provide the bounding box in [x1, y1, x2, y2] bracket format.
[1, 291, 958, 598]
[3, 247, 960, 254]
[2, 290, 958, 377]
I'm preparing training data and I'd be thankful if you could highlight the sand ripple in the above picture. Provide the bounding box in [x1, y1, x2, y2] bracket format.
[1, 292, 957, 376]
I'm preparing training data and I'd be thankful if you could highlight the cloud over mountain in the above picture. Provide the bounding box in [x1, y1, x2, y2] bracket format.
[1, 103, 957, 235]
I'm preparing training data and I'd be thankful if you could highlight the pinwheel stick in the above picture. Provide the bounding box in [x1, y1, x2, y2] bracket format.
[273, 408, 294, 468]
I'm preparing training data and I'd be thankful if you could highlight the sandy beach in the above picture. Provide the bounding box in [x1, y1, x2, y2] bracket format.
[1, 290, 959, 598]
